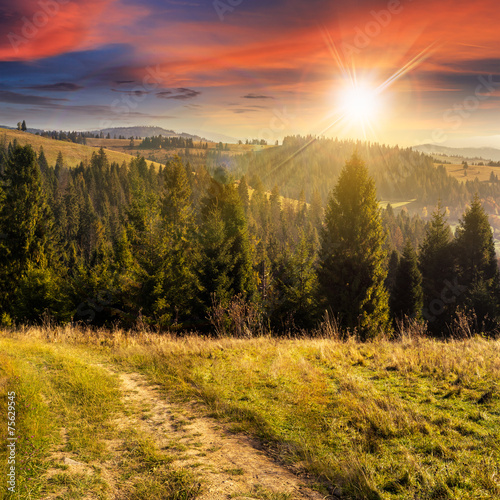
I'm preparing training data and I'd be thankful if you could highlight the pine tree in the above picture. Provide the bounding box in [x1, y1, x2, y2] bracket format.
[238, 175, 250, 214]
[454, 195, 500, 331]
[273, 230, 318, 330]
[153, 156, 201, 327]
[419, 203, 455, 335]
[198, 207, 234, 310]
[38, 147, 49, 174]
[318, 153, 390, 339]
[0, 144, 59, 321]
[391, 240, 423, 321]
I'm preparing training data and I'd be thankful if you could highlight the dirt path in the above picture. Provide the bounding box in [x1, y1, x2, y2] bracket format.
[113, 368, 327, 500]
[42, 364, 329, 499]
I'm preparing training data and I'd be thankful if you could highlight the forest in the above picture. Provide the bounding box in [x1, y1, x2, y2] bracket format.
[0, 137, 498, 339]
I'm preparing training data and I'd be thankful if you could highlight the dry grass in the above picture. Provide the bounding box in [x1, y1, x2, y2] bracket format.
[1, 325, 500, 499]
[0, 128, 163, 169]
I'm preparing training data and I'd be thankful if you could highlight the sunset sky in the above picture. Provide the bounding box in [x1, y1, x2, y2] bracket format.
[0, 0, 499, 146]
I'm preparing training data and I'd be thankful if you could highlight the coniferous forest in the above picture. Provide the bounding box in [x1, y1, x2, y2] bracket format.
[0, 138, 499, 339]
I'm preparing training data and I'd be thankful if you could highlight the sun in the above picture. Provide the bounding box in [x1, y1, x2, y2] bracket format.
[340, 83, 381, 124]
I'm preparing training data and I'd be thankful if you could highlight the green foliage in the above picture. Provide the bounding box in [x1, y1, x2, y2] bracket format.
[318, 153, 390, 339]
[16, 264, 73, 323]
[0, 144, 58, 320]
[419, 204, 455, 335]
[391, 240, 423, 322]
[454, 195, 500, 331]
[153, 157, 201, 327]
[271, 230, 319, 330]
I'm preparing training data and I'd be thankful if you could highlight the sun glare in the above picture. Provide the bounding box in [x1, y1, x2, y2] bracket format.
[340, 84, 380, 124]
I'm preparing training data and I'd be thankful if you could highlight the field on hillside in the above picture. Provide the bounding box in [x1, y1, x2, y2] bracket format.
[1, 326, 500, 500]
[434, 161, 500, 184]
[86, 137, 274, 160]
[0, 129, 163, 169]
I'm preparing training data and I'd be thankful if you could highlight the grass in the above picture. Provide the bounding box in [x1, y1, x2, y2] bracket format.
[1, 326, 500, 499]
[0, 128, 163, 169]
[0, 335, 200, 499]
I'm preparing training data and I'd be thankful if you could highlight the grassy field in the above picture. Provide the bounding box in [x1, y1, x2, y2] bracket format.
[1, 326, 500, 499]
[0, 128, 163, 169]
[433, 161, 500, 184]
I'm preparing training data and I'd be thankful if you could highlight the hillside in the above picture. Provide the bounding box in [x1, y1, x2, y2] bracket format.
[414, 143, 500, 162]
[0, 128, 163, 169]
[2, 326, 500, 500]
[90, 125, 204, 141]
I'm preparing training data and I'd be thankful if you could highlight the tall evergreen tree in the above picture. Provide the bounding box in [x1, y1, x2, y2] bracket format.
[419, 203, 455, 335]
[454, 195, 500, 331]
[391, 240, 423, 322]
[153, 157, 201, 327]
[272, 230, 318, 330]
[0, 144, 59, 321]
[318, 153, 390, 339]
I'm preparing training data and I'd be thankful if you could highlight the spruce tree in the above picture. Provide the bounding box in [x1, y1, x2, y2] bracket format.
[391, 240, 423, 321]
[0, 144, 59, 321]
[273, 230, 318, 330]
[419, 203, 455, 335]
[154, 156, 201, 327]
[454, 195, 500, 331]
[318, 153, 390, 339]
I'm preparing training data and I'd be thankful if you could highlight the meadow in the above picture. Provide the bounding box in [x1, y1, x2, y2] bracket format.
[0, 129, 163, 169]
[1, 325, 499, 499]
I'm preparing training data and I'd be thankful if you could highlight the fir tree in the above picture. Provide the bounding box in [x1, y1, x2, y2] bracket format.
[419, 203, 455, 335]
[318, 153, 390, 339]
[454, 195, 500, 332]
[273, 230, 318, 330]
[154, 157, 201, 327]
[0, 144, 59, 321]
[390, 240, 423, 321]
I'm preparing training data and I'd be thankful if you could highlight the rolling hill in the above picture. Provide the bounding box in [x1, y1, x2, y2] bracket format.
[0, 128, 163, 169]
[413, 143, 500, 162]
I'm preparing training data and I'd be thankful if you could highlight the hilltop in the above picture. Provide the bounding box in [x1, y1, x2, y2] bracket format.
[413, 143, 500, 162]
[0, 128, 163, 169]
[89, 125, 205, 141]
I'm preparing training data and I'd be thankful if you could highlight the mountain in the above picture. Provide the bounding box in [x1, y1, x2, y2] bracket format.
[90, 126, 239, 144]
[413, 144, 500, 162]
[88, 126, 204, 141]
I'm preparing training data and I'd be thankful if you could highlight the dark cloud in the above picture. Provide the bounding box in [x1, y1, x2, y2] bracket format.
[23, 82, 84, 92]
[115, 80, 136, 84]
[441, 58, 500, 76]
[111, 89, 150, 96]
[242, 93, 274, 99]
[156, 88, 201, 100]
[0, 90, 68, 105]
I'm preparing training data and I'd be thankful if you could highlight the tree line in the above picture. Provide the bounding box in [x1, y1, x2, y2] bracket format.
[0, 141, 498, 338]
[138, 135, 208, 150]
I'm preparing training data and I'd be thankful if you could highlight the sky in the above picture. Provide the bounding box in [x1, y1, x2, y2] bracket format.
[0, 0, 499, 147]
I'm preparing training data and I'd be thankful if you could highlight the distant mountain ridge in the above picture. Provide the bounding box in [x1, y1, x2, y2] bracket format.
[0, 124, 240, 144]
[88, 126, 204, 141]
[94, 126, 239, 144]
[413, 144, 500, 162]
